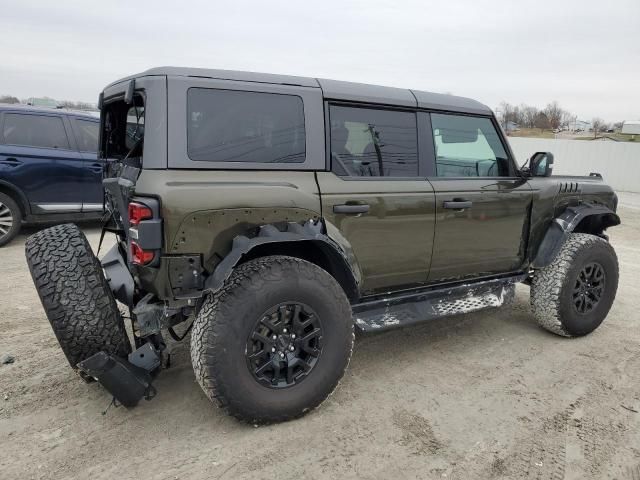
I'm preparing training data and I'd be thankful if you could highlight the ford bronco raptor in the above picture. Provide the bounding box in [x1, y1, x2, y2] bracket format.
[25, 67, 620, 423]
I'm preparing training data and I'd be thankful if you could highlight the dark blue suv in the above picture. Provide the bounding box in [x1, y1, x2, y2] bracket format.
[0, 105, 104, 246]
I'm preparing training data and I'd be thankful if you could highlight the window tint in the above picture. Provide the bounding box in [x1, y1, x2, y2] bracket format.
[2, 113, 70, 149]
[187, 88, 305, 163]
[430, 114, 509, 177]
[330, 106, 418, 177]
[75, 119, 99, 152]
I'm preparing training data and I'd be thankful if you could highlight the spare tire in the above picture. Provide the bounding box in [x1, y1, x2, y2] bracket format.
[25, 224, 131, 375]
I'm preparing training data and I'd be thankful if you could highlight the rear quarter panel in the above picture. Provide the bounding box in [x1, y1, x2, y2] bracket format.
[133, 170, 321, 271]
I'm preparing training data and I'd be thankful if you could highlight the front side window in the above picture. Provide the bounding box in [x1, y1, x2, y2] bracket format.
[75, 119, 99, 152]
[330, 106, 418, 177]
[2, 113, 70, 150]
[431, 114, 510, 177]
[187, 88, 305, 163]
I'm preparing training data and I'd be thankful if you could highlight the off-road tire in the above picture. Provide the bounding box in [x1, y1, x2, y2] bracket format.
[25, 224, 131, 374]
[531, 233, 618, 337]
[0, 192, 22, 247]
[191, 255, 354, 423]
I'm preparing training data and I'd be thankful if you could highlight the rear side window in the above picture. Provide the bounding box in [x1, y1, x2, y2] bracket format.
[74, 119, 99, 152]
[187, 88, 305, 163]
[330, 106, 418, 177]
[430, 114, 509, 177]
[2, 113, 70, 150]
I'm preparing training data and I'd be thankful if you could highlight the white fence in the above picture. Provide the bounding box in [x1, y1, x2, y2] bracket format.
[507, 137, 640, 193]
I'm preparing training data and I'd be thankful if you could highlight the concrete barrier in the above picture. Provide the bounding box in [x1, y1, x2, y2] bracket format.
[507, 137, 640, 193]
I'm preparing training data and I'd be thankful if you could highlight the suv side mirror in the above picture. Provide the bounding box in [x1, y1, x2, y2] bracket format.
[528, 151, 554, 177]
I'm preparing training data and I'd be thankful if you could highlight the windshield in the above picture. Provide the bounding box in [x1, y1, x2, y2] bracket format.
[100, 94, 145, 164]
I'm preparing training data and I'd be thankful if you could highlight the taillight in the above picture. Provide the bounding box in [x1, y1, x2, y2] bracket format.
[131, 241, 155, 265]
[128, 202, 153, 226]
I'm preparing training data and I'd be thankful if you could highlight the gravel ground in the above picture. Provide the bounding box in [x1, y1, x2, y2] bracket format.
[1, 208, 639, 480]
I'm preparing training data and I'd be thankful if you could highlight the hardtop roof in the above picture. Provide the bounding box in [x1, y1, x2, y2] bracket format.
[106, 66, 492, 115]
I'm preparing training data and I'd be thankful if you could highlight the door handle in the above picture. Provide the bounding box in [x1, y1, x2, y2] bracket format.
[0, 157, 22, 166]
[333, 203, 370, 214]
[443, 199, 473, 210]
[88, 163, 104, 173]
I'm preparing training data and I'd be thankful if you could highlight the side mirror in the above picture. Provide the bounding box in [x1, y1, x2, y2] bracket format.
[528, 151, 554, 177]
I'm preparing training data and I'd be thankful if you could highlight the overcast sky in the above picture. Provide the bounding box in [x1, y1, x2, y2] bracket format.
[2, 0, 639, 122]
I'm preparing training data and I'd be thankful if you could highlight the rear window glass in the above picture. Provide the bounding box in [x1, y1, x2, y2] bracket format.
[187, 88, 305, 163]
[75, 119, 99, 152]
[101, 95, 144, 162]
[2, 113, 70, 149]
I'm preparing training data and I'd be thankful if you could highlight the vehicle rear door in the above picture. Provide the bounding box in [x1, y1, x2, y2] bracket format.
[424, 112, 532, 281]
[0, 111, 84, 214]
[70, 116, 104, 212]
[317, 104, 436, 294]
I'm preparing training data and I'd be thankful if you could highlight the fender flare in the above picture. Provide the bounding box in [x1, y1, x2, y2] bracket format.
[203, 220, 362, 298]
[532, 203, 620, 268]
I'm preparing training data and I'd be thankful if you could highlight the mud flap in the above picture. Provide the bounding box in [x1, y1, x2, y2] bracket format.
[77, 344, 160, 407]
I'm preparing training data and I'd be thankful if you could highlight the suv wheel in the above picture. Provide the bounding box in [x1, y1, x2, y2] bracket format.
[25, 224, 131, 378]
[0, 192, 22, 247]
[190, 255, 354, 423]
[530, 233, 618, 337]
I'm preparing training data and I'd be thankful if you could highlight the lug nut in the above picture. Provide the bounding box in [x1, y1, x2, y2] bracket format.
[291, 334, 296, 339]
[271, 347, 276, 353]
[272, 335, 277, 340]
[283, 328, 288, 333]
[289, 345, 295, 351]
[280, 352, 285, 358]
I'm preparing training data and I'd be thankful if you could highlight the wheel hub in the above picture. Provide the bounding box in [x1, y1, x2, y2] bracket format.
[0, 201, 14, 238]
[572, 262, 606, 314]
[246, 302, 322, 389]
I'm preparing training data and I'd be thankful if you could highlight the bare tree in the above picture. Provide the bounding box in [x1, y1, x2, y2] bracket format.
[561, 110, 574, 129]
[591, 118, 605, 138]
[544, 101, 563, 130]
[521, 104, 539, 128]
[59, 100, 96, 111]
[535, 112, 550, 132]
[0, 95, 20, 104]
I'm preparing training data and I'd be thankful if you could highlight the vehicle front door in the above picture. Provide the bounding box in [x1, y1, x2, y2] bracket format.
[317, 104, 436, 294]
[424, 112, 532, 282]
[0, 111, 85, 214]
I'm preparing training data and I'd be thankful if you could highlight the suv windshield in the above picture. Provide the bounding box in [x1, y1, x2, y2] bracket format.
[100, 95, 145, 164]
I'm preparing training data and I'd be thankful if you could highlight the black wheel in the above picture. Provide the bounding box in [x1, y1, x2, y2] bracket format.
[25, 224, 131, 375]
[191, 255, 354, 423]
[0, 192, 22, 247]
[531, 233, 618, 337]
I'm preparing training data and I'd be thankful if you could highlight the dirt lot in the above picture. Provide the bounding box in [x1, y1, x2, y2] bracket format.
[1, 208, 639, 480]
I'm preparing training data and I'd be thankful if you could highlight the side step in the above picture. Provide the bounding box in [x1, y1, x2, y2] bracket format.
[352, 274, 525, 332]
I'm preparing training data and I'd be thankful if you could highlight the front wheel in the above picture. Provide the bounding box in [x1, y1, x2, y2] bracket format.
[190, 255, 354, 423]
[530, 233, 619, 337]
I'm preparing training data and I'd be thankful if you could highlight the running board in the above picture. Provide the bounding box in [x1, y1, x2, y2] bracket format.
[352, 274, 526, 332]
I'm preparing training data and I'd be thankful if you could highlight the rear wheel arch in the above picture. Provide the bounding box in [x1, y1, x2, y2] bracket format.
[240, 239, 360, 301]
[0, 181, 29, 216]
[204, 221, 361, 301]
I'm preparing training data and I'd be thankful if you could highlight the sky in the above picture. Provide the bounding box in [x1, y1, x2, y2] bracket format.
[1, 0, 639, 123]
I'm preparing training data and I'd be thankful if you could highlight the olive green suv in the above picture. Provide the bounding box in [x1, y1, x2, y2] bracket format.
[25, 67, 620, 423]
